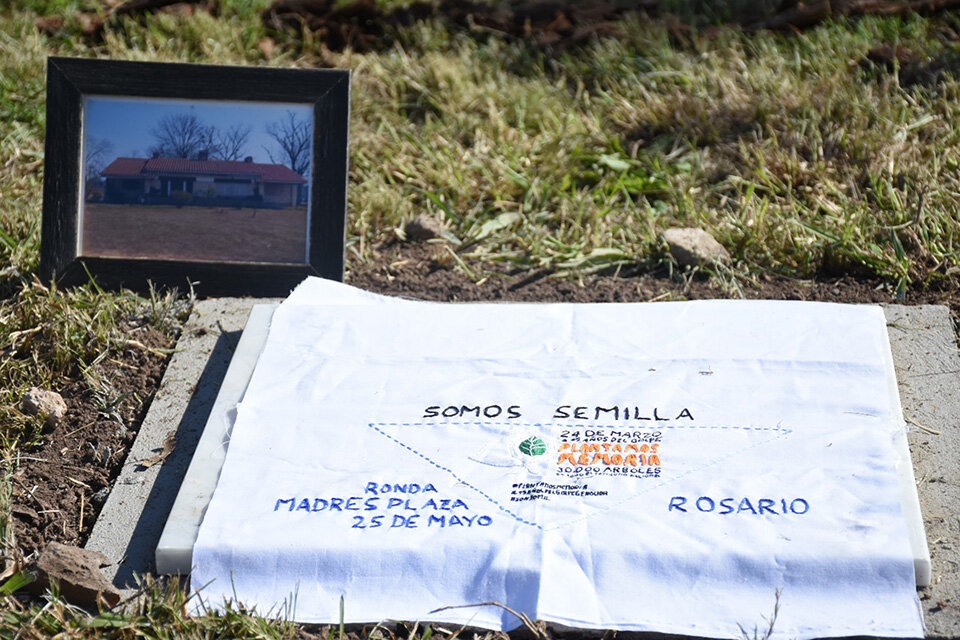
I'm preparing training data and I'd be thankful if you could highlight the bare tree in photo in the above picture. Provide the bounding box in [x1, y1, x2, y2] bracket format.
[83, 134, 114, 178]
[149, 113, 212, 159]
[264, 111, 310, 176]
[83, 134, 114, 201]
[198, 124, 222, 159]
[217, 124, 252, 161]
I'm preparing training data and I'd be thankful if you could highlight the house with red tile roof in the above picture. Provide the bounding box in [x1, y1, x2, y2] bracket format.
[99, 154, 307, 208]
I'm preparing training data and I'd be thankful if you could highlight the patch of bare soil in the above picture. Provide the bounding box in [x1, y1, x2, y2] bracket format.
[263, 0, 647, 54]
[34, 0, 960, 56]
[259, 0, 960, 54]
[10, 326, 172, 560]
[347, 241, 960, 317]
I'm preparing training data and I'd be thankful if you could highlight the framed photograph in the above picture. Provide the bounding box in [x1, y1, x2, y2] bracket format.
[41, 57, 349, 297]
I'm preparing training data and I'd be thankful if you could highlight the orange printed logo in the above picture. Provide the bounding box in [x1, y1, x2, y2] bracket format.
[556, 442, 661, 468]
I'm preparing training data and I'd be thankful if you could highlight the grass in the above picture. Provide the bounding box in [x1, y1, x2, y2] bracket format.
[345, 13, 960, 289]
[6, 2, 960, 288]
[1, 0, 960, 635]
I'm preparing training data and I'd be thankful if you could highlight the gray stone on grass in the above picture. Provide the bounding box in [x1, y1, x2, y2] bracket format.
[403, 215, 444, 242]
[20, 387, 66, 427]
[31, 542, 121, 608]
[662, 227, 731, 267]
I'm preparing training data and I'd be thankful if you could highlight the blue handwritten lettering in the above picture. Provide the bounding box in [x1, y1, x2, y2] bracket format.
[274, 490, 483, 527]
[719, 498, 734, 514]
[427, 514, 493, 528]
[737, 498, 757, 514]
[669, 496, 810, 516]
[364, 482, 439, 496]
[391, 514, 419, 528]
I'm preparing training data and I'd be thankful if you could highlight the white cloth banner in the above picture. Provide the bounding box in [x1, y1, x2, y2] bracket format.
[192, 277, 923, 639]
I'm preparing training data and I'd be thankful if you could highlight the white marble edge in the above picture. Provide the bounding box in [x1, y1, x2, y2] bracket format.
[154, 303, 277, 575]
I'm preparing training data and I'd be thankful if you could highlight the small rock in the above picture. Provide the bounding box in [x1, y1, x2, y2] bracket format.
[91, 487, 111, 507]
[20, 388, 67, 427]
[34, 15, 64, 35]
[75, 12, 103, 37]
[403, 215, 444, 242]
[31, 542, 121, 608]
[662, 228, 731, 267]
[257, 37, 276, 60]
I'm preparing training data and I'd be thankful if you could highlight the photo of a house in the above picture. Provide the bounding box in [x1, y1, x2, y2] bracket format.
[100, 155, 307, 208]
[80, 95, 313, 265]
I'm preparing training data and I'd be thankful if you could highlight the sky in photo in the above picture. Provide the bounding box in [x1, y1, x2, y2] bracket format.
[83, 95, 312, 168]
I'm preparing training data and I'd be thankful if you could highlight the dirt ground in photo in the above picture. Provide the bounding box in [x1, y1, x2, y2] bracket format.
[81, 203, 308, 265]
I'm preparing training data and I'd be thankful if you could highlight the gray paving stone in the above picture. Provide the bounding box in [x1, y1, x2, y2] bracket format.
[884, 305, 960, 637]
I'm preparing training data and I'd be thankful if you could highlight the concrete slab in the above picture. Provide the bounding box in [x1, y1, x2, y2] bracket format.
[884, 305, 960, 638]
[155, 304, 276, 575]
[84, 297, 276, 591]
[88, 302, 960, 636]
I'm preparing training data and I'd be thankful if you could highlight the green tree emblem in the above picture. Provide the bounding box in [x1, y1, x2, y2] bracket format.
[518, 436, 547, 456]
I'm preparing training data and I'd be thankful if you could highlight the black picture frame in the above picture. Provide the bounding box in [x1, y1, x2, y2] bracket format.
[41, 57, 349, 297]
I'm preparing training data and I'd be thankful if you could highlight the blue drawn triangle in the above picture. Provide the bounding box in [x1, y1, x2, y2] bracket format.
[367, 421, 793, 531]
